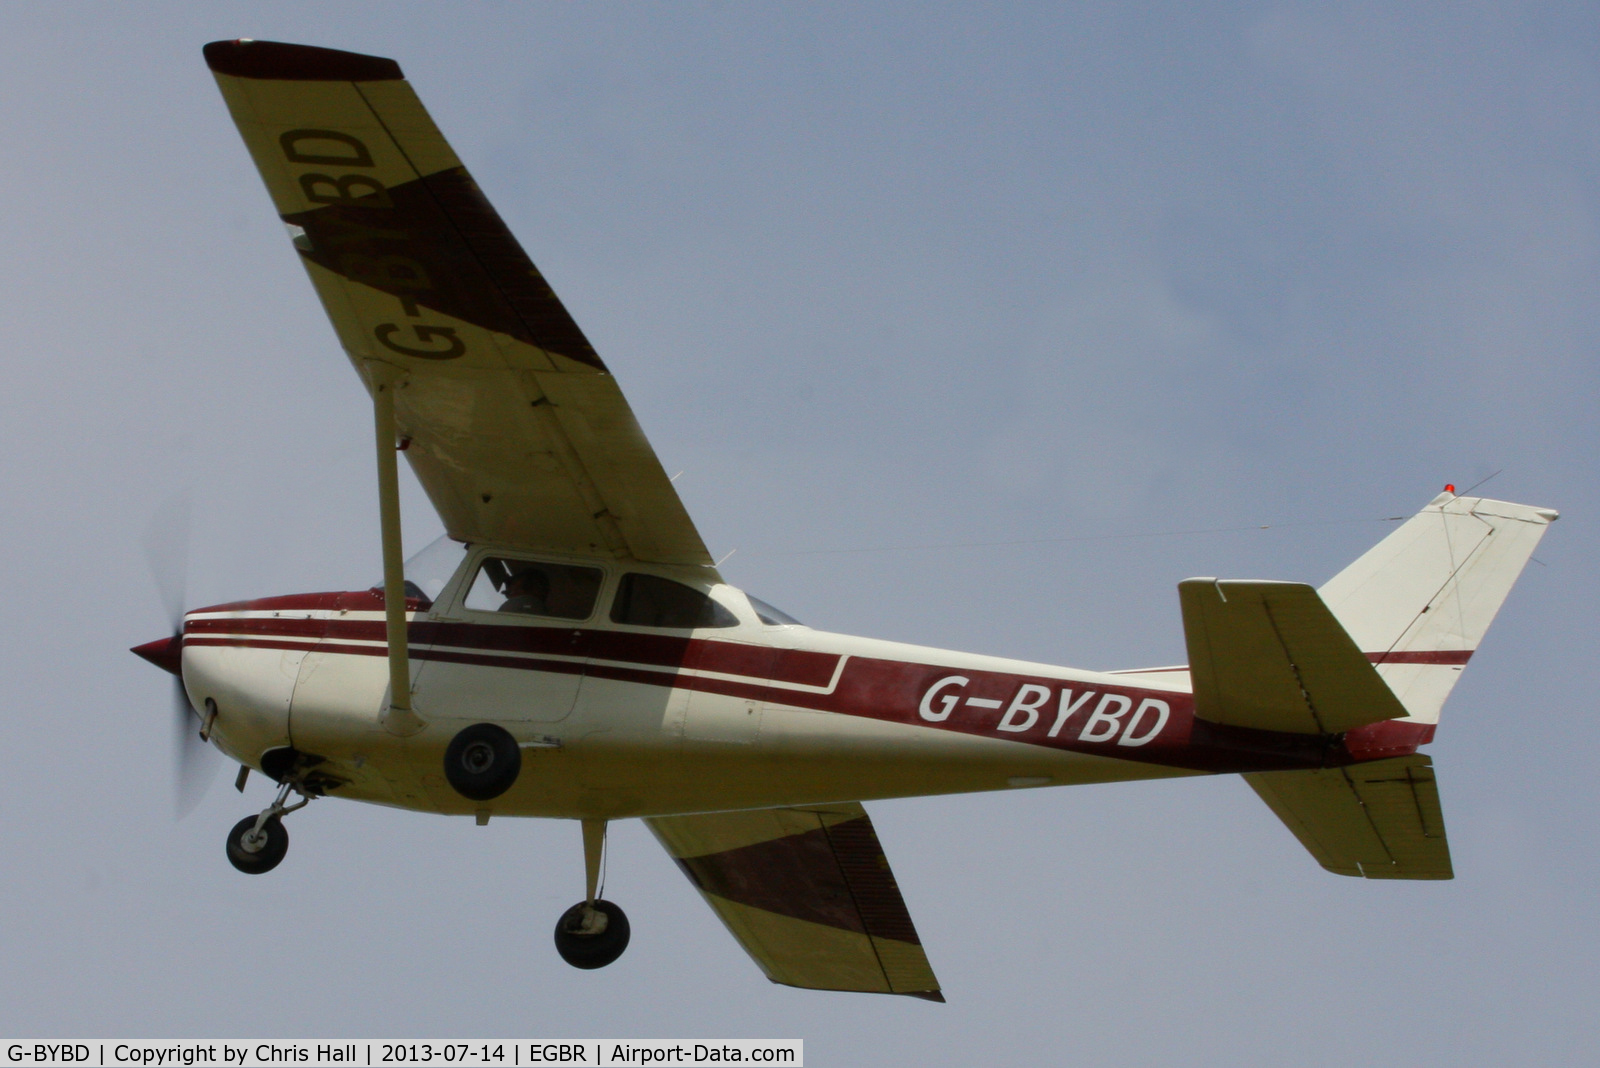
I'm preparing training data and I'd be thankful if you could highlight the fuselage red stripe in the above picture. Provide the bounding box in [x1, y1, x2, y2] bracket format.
[185, 616, 839, 687]
[183, 595, 1454, 776]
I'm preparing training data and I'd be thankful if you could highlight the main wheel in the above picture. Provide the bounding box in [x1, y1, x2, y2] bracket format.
[226, 814, 288, 874]
[443, 722, 522, 801]
[554, 900, 631, 969]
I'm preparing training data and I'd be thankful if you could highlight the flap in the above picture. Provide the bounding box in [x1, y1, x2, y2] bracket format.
[647, 803, 943, 1001]
[1180, 579, 1410, 734]
[1245, 754, 1451, 879]
[205, 40, 712, 566]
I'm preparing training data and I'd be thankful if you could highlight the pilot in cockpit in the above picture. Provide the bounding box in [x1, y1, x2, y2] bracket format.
[500, 566, 551, 615]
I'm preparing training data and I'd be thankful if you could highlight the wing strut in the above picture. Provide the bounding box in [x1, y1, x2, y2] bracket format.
[372, 362, 423, 735]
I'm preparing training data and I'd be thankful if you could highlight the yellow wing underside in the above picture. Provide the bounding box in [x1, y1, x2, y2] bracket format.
[648, 803, 944, 1001]
[206, 40, 710, 565]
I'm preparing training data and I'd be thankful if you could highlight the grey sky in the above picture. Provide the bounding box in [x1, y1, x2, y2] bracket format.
[1, 4, 1594, 1064]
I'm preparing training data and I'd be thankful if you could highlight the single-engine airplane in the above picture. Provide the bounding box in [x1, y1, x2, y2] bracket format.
[133, 40, 1559, 1001]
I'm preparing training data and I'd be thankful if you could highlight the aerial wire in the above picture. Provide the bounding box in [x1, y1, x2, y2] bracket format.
[741, 513, 1409, 559]
[1456, 469, 1504, 497]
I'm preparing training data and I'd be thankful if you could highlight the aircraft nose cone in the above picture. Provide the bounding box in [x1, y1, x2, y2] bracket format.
[131, 634, 183, 677]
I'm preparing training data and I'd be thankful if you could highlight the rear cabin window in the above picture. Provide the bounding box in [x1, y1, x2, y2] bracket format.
[464, 558, 603, 620]
[610, 573, 738, 629]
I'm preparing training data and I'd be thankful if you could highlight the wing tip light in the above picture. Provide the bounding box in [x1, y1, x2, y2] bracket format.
[203, 39, 404, 82]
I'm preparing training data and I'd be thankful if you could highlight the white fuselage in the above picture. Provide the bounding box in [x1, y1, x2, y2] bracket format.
[179, 546, 1331, 822]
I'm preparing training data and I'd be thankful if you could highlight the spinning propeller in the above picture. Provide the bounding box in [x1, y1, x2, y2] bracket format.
[132, 492, 223, 819]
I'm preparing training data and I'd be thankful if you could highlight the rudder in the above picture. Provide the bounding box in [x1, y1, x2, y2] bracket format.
[1318, 493, 1557, 725]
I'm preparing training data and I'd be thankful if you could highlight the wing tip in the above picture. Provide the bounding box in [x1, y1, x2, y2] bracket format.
[203, 39, 404, 82]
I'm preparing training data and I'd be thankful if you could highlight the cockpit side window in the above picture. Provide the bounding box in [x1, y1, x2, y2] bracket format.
[611, 573, 738, 629]
[463, 558, 603, 620]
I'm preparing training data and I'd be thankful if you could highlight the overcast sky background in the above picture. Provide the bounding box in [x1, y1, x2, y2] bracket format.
[0, 3, 1595, 1064]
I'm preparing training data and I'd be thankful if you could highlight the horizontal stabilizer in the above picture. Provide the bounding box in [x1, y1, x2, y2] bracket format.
[1245, 754, 1451, 879]
[648, 803, 942, 1001]
[1180, 579, 1409, 734]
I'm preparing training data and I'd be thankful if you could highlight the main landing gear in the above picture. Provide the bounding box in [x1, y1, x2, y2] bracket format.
[225, 777, 312, 875]
[554, 818, 630, 969]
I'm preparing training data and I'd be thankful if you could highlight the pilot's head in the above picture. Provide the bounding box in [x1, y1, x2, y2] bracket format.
[506, 566, 550, 604]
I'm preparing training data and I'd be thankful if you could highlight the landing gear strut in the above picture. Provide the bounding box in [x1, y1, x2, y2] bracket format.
[554, 818, 630, 969]
[225, 778, 310, 875]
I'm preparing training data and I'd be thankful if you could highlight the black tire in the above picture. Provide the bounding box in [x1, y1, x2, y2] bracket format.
[443, 723, 522, 801]
[554, 900, 631, 969]
[226, 814, 288, 874]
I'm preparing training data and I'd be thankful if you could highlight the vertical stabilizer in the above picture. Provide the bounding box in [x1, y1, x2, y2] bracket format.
[1318, 493, 1557, 724]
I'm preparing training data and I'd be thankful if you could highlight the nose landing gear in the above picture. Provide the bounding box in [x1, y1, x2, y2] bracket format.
[554, 818, 630, 969]
[225, 778, 311, 875]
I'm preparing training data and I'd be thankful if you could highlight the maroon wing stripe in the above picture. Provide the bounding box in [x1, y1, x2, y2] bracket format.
[675, 825, 869, 937]
[203, 40, 403, 82]
[822, 817, 922, 946]
[419, 168, 605, 370]
[283, 168, 605, 371]
[675, 816, 923, 946]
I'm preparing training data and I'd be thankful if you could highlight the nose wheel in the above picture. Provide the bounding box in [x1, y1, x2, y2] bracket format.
[226, 813, 288, 873]
[555, 818, 630, 969]
[225, 778, 310, 875]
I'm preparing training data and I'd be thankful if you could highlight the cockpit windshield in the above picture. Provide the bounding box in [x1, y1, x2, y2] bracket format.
[385, 533, 469, 608]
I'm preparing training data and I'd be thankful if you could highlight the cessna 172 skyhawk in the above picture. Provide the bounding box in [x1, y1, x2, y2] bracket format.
[132, 40, 1558, 1000]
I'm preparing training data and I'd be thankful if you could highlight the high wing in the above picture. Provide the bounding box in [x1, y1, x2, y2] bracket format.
[647, 804, 943, 1001]
[205, 40, 711, 565]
